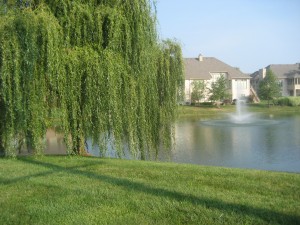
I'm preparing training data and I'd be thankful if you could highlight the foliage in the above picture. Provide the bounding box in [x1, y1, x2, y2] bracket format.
[209, 75, 229, 102]
[0, 8, 62, 156]
[258, 69, 281, 107]
[1, 156, 300, 224]
[0, 1, 184, 157]
[191, 80, 206, 104]
[273, 97, 300, 106]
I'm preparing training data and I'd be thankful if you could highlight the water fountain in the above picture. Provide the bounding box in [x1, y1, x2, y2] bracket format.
[201, 98, 280, 127]
[229, 99, 254, 124]
[168, 92, 298, 173]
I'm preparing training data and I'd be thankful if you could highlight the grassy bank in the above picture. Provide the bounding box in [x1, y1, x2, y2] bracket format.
[178, 103, 300, 119]
[0, 156, 299, 224]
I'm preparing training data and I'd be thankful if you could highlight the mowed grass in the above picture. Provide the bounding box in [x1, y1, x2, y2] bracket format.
[0, 156, 299, 224]
[178, 103, 300, 119]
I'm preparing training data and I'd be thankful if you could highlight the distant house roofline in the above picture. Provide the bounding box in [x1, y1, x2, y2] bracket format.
[250, 63, 300, 79]
[184, 56, 250, 80]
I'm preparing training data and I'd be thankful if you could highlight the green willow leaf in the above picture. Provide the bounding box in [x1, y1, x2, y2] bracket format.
[0, 0, 184, 159]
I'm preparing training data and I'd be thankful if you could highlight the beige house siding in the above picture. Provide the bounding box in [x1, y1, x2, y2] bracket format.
[185, 79, 212, 103]
[231, 79, 251, 99]
[184, 56, 251, 104]
[250, 63, 300, 97]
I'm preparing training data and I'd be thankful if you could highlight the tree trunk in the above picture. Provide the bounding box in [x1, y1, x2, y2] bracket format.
[0, 137, 5, 156]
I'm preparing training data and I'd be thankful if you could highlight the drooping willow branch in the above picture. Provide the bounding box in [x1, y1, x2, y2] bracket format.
[0, 0, 184, 158]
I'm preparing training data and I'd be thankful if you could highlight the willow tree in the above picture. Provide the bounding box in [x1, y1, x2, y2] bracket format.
[0, 6, 63, 156]
[0, 0, 184, 158]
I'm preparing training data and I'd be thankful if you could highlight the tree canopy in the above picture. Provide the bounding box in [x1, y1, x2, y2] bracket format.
[258, 69, 281, 106]
[209, 75, 229, 102]
[191, 80, 206, 104]
[0, 0, 184, 158]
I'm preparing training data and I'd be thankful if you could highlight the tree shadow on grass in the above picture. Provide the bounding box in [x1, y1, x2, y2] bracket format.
[6, 157, 300, 225]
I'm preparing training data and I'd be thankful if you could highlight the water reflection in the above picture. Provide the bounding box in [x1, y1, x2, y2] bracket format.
[166, 114, 300, 173]
[18, 115, 300, 173]
[19, 129, 67, 155]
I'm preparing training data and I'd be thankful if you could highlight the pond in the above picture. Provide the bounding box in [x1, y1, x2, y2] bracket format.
[160, 113, 300, 173]
[31, 112, 300, 173]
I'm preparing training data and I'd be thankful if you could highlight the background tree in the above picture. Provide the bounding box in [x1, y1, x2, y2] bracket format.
[209, 75, 229, 105]
[0, 0, 184, 157]
[258, 69, 281, 107]
[191, 80, 206, 105]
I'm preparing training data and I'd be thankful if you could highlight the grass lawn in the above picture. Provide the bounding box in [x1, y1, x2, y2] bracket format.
[0, 156, 299, 224]
[178, 103, 300, 119]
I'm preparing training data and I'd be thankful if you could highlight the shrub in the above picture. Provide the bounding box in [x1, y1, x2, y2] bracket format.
[275, 97, 300, 106]
[200, 102, 213, 106]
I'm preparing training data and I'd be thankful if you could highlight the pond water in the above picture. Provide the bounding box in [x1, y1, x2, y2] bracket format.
[160, 113, 300, 173]
[31, 112, 300, 173]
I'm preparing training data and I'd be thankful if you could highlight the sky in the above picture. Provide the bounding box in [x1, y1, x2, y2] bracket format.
[156, 0, 300, 73]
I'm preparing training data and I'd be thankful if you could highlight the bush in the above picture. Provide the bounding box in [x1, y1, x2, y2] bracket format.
[200, 102, 213, 106]
[274, 97, 300, 106]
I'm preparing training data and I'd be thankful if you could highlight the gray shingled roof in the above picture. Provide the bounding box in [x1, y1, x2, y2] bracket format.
[267, 64, 300, 78]
[184, 57, 250, 80]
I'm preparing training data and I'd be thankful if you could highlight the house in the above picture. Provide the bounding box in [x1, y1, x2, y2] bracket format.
[184, 54, 252, 104]
[251, 63, 300, 97]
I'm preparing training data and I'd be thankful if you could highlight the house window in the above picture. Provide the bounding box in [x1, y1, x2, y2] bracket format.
[210, 72, 227, 83]
[236, 79, 247, 89]
[288, 79, 294, 85]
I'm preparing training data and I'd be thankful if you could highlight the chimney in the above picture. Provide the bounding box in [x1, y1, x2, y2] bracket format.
[259, 68, 266, 79]
[198, 54, 203, 62]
